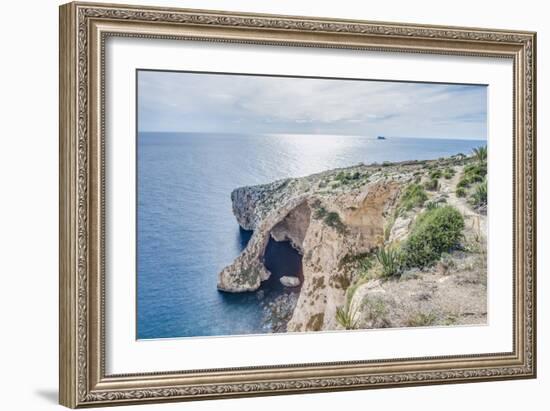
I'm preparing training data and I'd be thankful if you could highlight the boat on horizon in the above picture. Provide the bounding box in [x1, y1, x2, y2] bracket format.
[377, 136, 386, 140]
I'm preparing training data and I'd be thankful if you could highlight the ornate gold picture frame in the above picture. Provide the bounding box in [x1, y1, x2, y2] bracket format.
[59, 1, 536, 408]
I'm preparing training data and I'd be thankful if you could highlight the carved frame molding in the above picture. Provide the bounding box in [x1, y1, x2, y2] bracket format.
[59, 2, 536, 408]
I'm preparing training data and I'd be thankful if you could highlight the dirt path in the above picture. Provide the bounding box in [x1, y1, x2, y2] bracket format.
[437, 165, 487, 243]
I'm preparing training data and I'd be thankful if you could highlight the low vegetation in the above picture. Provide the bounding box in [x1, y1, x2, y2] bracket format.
[360, 297, 389, 328]
[457, 147, 487, 190]
[443, 167, 455, 179]
[324, 211, 347, 233]
[334, 171, 361, 184]
[429, 169, 442, 180]
[425, 201, 440, 210]
[470, 179, 487, 207]
[401, 205, 464, 268]
[457, 162, 486, 188]
[314, 205, 347, 234]
[424, 178, 439, 191]
[383, 211, 397, 241]
[338, 251, 371, 270]
[406, 312, 437, 327]
[335, 304, 359, 330]
[357, 255, 374, 277]
[375, 246, 401, 277]
[347, 205, 465, 289]
[473, 145, 488, 164]
[313, 204, 327, 219]
[399, 183, 428, 212]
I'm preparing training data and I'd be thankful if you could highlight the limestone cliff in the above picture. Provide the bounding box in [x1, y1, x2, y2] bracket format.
[218, 154, 487, 332]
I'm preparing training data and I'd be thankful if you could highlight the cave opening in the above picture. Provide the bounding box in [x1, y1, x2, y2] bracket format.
[262, 237, 303, 292]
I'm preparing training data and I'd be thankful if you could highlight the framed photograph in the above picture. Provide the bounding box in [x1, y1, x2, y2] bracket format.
[59, 2, 537, 408]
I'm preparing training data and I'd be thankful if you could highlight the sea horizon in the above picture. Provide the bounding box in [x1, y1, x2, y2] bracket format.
[138, 130, 487, 142]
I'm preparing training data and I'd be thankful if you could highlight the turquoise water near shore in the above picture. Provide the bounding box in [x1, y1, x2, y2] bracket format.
[136, 132, 485, 339]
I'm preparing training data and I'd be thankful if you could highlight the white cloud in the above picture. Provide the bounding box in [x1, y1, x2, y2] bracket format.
[138, 70, 487, 140]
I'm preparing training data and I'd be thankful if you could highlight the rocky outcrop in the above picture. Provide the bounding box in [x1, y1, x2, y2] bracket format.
[286, 180, 401, 332]
[217, 195, 310, 292]
[230, 179, 292, 231]
[218, 155, 487, 333]
[218, 162, 407, 330]
[280, 276, 301, 287]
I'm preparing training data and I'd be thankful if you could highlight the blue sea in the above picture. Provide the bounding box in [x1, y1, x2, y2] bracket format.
[136, 132, 485, 339]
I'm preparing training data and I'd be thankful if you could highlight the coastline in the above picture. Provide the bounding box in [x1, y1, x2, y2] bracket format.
[136, 133, 487, 339]
[219, 152, 487, 333]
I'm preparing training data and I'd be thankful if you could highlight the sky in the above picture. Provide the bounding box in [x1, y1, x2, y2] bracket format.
[137, 70, 487, 140]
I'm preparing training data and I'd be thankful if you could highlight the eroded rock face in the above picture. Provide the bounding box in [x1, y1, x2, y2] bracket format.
[217, 195, 310, 292]
[218, 156, 487, 333]
[270, 201, 311, 253]
[286, 180, 401, 332]
[230, 179, 291, 231]
[217, 163, 405, 331]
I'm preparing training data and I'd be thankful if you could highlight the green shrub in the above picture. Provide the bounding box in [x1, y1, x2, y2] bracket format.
[473, 146, 487, 164]
[402, 206, 464, 268]
[456, 187, 467, 197]
[470, 179, 487, 207]
[406, 312, 437, 327]
[314, 206, 347, 233]
[335, 171, 347, 181]
[357, 255, 374, 276]
[456, 178, 469, 189]
[376, 246, 401, 277]
[458, 162, 487, 188]
[324, 211, 347, 234]
[424, 178, 439, 191]
[443, 167, 455, 179]
[399, 183, 428, 212]
[313, 205, 328, 219]
[429, 169, 442, 180]
[338, 252, 371, 269]
[465, 163, 487, 180]
[335, 171, 361, 184]
[425, 201, 439, 210]
[361, 297, 389, 327]
[336, 305, 359, 330]
[383, 210, 397, 241]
